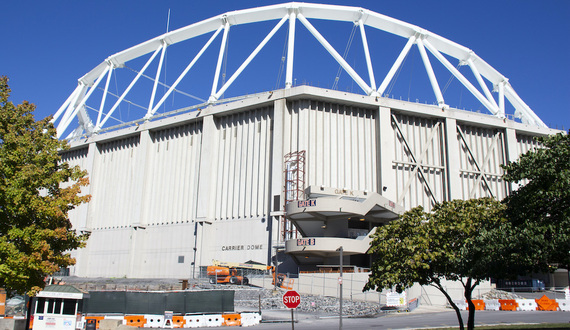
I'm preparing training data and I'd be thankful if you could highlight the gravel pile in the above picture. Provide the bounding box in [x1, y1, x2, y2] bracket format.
[477, 289, 522, 300]
[234, 287, 381, 317]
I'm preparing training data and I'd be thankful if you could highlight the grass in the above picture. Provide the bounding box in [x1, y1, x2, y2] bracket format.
[430, 324, 570, 330]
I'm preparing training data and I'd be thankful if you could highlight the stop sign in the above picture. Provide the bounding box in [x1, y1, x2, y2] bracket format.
[283, 290, 301, 308]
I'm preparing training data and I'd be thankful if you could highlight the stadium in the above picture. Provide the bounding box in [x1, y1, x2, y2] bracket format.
[52, 3, 559, 279]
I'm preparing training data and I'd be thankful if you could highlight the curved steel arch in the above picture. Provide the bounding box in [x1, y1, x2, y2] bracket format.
[53, 2, 546, 139]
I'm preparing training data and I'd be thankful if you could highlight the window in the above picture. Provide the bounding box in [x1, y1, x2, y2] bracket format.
[47, 299, 55, 314]
[178, 256, 184, 263]
[35, 298, 46, 314]
[53, 299, 62, 314]
[62, 299, 76, 315]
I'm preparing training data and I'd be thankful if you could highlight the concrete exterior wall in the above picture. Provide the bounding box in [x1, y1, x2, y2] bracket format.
[62, 86, 559, 278]
[250, 273, 494, 306]
[284, 100, 378, 193]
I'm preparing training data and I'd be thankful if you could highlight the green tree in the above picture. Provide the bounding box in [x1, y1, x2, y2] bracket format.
[0, 76, 90, 296]
[502, 132, 570, 273]
[364, 198, 507, 330]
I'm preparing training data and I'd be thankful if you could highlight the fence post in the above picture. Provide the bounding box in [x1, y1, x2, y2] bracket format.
[350, 273, 353, 302]
[310, 273, 313, 295]
[323, 272, 325, 296]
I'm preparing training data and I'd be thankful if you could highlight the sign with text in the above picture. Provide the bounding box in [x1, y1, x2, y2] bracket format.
[386, 291, 407, 307]
[283, 290, 301, 309]
[297, 200, 316, 207]
[296, 238, 315, 246]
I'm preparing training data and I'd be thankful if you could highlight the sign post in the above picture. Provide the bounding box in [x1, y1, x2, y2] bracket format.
[283, 290, 301, 330]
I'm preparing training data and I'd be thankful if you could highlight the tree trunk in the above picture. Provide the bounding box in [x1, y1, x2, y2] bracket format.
[464, 278, 476, 330]
[433, 282, 464, 330]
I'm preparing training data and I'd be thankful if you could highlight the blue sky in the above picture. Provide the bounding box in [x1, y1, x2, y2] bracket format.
[2, 0, 569, 131]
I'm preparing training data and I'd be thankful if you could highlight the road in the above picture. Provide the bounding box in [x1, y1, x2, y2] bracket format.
[254, 309, 570, 330]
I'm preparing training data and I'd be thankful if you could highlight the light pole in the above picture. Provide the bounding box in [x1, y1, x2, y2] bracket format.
[337, 246, 343, 330]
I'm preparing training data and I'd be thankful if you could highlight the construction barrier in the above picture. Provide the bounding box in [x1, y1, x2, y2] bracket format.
[452, 300, 468, 310]
[204, 314, 223, 327]
[556, 299, 570, 312]
[124, 315, 147, 327]
[484, 299, 500, 311]
[85, 316, 105, 329]
[144, 314, 164, 328]
[536, 295, 559, 311]
[172, 315, 186, 328]
[515, 299, 537, 311]
[472, 300, 485, 310]
[498, 299, 518, 311]
[184, 314, 207, 328]
[240, 312, 262, 327]
[222, 313, 241, 327]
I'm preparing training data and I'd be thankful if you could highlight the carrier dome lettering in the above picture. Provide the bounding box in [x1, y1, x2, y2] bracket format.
[222, 244, 263, 251]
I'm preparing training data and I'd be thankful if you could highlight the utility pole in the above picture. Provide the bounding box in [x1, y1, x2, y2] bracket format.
[337, 246, 343, 330]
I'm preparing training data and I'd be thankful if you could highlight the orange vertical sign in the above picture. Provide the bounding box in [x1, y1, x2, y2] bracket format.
[0, 288, 6, 315]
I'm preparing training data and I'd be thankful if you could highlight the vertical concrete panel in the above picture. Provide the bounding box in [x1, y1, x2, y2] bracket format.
[90, 135, 140, 229]
[286, 100, 377, 192]
[213, 107, 272, 220]
[144, 123, 201, 224]
[61, 145, 92, 276]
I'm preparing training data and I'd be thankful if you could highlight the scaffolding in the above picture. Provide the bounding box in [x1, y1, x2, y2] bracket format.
[282, 151, 306, 240]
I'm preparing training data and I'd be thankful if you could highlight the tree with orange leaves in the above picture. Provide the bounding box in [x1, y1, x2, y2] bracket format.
[0, 76, 90, 296]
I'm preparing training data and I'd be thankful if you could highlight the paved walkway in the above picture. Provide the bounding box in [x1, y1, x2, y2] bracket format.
[260, 304, 450, 322]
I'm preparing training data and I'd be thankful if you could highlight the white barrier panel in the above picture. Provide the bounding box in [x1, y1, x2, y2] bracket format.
[515, 299, 537, 311]
[452, 300, 468, 311]
[484, 299, 500, 311]
[240, 312, 261, 327]
[184, 314, 206, 328]
[204, 314, 223, 327]
[143, 315, 164, 328]
[104, 315, 125, 322]
[556, 299, 570, 312]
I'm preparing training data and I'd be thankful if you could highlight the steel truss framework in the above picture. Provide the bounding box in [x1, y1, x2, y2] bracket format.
[52, 2, 547, 140]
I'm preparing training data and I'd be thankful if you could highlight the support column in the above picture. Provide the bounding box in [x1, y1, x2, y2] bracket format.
[445, 118, 462, 200]
[504, 127, 520, 192]
[268, 99, 286, 265]
[195, 114, 219, 269]
[76, 141, 98, 277]
[132, 129, 152, 223]
[378, 106, 396, 201]
[128, 129, 152, 277]
[196, 115, 219, 220]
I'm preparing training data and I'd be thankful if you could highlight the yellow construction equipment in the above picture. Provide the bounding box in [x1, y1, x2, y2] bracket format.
[207, 260, 294, 289]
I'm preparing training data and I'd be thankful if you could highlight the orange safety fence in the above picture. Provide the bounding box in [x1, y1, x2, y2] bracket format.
[536, 295, 559, 311]
[499, 299, 518, 311]
[222, 313, 242, 326]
